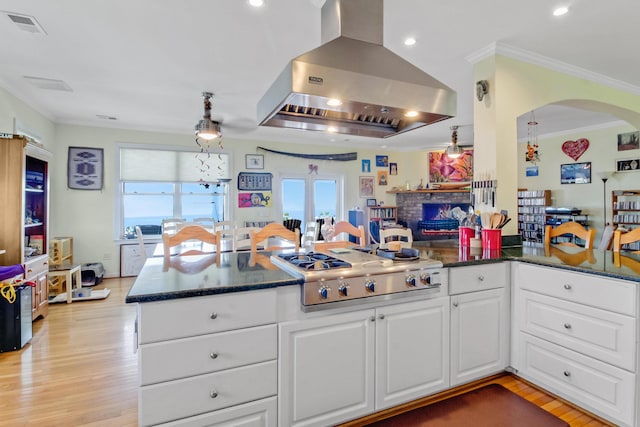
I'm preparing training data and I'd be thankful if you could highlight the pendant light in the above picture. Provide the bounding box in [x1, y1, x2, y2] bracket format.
[445, 125, 463, 159]
[194, 92, 221, 141]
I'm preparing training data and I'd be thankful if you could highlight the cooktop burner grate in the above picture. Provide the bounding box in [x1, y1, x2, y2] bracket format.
[277, 252, 352, 271]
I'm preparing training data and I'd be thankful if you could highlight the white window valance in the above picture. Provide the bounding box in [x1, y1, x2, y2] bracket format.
[120, 148, 230, 182]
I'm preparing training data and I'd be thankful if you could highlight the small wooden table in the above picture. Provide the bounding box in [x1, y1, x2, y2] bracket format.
[49, 263, 82, 304]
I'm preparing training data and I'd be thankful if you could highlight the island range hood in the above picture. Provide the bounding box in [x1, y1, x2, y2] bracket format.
[257, 0, 456, 138]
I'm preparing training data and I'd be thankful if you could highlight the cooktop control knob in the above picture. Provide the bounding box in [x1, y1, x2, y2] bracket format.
[420, 273, 431, 285]
[318, 285, 330, 299]
[405, 274, 416, 287]
[338, 282, 349, 297]
[365, 279, 376, 293]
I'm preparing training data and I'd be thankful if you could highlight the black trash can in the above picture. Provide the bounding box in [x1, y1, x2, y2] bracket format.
[0, 284, 33, 352]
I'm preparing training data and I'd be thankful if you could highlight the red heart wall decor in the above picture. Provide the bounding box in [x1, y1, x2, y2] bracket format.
[562, 138, 590, 161]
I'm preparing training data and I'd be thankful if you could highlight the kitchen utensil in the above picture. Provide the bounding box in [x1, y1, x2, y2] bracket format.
[498, 218, 511, 229]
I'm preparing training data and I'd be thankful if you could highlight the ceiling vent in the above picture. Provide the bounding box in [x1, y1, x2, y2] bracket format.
[3, 12, 47, 34]
[23, 76, 73, 92]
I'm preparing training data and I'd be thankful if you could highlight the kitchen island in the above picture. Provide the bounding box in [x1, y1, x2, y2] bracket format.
[126, 245, 640, 426]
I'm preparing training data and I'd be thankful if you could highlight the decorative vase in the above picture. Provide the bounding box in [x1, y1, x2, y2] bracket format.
[320, 217, 335, 241]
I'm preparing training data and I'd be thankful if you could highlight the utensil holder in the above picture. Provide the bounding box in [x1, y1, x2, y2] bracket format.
[481, 228, 502, 251]
[458, 227, 474, 247]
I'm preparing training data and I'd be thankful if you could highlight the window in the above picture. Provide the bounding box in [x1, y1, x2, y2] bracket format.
[281, 174, 343, 232]
[117, 146, 231, 239]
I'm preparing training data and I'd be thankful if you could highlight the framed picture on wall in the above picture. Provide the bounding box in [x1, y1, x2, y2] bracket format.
[366, 198, 377, 207]
[67, 147, 104, 190]
[245, 154, 264, 169]
[560, 162, 591, 184]
[617, 131, 640, 151]
[359, 176, 374, 198]
[616, 158, 640, 172]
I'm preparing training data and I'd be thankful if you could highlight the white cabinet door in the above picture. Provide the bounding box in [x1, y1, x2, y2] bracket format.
[450, 288, 509, 386]
[375, 297, 450, 410]
[279, 309, 375, 427]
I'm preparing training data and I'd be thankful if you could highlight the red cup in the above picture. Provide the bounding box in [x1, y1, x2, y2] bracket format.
[458, 226, 474, 247]
[481, 228, 502, 251]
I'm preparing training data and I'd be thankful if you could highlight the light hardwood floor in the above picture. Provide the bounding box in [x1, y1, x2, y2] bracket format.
[0, 277, 613, 426]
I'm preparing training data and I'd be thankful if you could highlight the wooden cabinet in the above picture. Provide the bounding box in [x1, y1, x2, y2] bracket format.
[449, 263, 509, 387]
[512, 262, 637, 426]
[136, 289, 278, 426]
[517, 190, 551, 247]
[0, 135, 51, 321]
[612, 190, 640, 251]
[278, 297, 449, 427]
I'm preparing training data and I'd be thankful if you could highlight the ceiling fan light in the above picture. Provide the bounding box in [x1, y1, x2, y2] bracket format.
[445, 125, 463, 158]
[445, 144, 464, 159]
[195, 119, 221, 140]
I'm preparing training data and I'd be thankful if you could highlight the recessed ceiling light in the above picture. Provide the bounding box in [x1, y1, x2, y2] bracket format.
[327, 98, 342, 107]
[553, 6, 569, 16]
[405, 110, 419, 118]
[248, 0, 264, 7]
[404, 37, 416, 46]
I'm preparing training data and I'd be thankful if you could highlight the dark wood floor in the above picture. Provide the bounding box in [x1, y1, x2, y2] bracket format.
[0, 277, 613, 426]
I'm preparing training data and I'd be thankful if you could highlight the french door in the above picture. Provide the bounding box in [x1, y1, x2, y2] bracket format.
[281, 174, 343, 232]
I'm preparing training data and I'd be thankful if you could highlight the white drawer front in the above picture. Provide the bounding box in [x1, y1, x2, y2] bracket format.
[140, 324, 277, 385]
[140, 360, 277, 427]
[24, 255, 49, 279]
[449, 262, 507, 295]
[157, 396, 277, 427]
[519, 290, 635, 371]
[139, 289, 277, 343]
[519, 333, 635, 426]
[516, 263, 636, 316]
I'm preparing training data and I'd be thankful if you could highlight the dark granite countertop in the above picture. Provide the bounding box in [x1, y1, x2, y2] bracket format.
[126, 243, 640, 304]
[411, 240, 640, 283]
[125, 251, 304, 303]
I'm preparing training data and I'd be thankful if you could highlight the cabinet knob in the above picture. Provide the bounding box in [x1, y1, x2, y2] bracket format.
[210, 352, 218, 359]
[210, 313, 218, 320]
[563, 323, 571, 329]
[210, 390, 218, 398]
[370, 316, 376, 322]
[452, 301, 458, 308]
[378, 314, 385, 320]
[563, 284, 572, 290]
[477, 275, 485, 281]
[563, 370, 571, 377]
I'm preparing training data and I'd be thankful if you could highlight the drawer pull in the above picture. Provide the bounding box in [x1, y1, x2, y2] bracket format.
[563, 370, 571, 377]
[210, 390, 218, 399]
[209, 313, 218, 320]
[477, 275, 485, 281]
[209, 352, 218, 359]
[563, 323, 571, 329]
[563, 284, 572, 290]
[378, 314, 385, 320]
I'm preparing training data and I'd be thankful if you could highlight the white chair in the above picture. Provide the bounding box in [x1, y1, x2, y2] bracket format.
[161, 218, 185, 234]
[301, 221, 319, 248]
[135, 226, 147, 261]
[191, 218, 216, 231]
[215, 220, 235, 251]
[233, 226, 262, 252]
[379, 227, 413, 250]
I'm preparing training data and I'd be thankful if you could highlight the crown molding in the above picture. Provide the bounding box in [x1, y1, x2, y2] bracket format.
[517, 120, 628, 143]
[466, 42, 640, 96]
